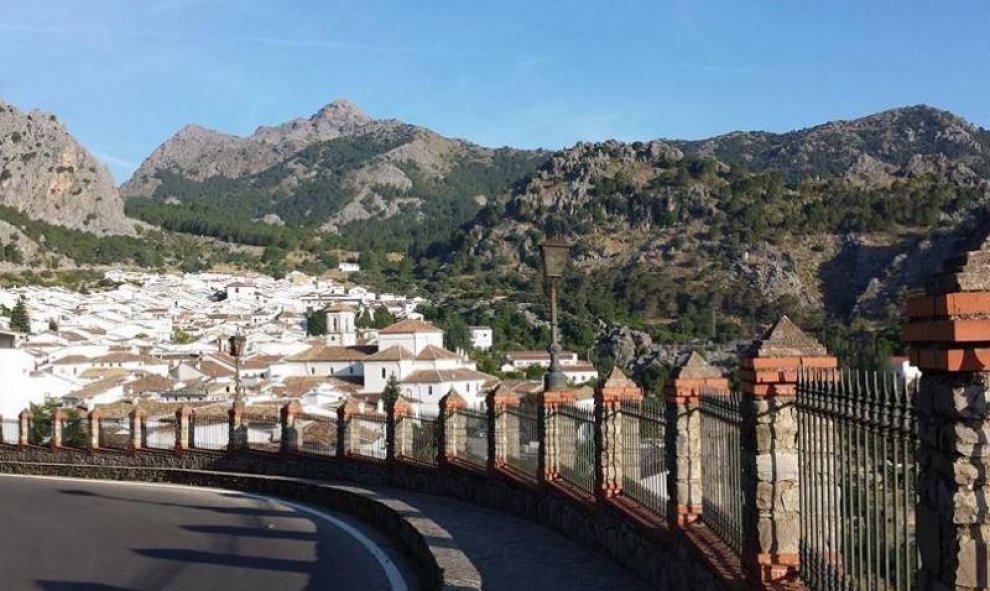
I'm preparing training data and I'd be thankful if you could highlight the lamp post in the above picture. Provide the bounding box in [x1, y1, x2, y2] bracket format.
[229, 333, 246, 403]
[540, 237, 571, 392]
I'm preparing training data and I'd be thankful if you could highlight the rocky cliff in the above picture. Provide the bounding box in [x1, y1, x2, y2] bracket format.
[0, 101, 134, 235]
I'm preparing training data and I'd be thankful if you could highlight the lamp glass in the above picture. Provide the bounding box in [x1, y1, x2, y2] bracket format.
[540, 238, 571, 279]
[229, 335, 246, 357]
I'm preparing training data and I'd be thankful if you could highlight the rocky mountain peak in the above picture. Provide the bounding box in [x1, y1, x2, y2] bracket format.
[0, 99, 134, 235]
[312, 98, 371, 126]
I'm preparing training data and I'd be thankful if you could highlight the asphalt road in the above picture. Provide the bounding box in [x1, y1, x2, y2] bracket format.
[0, 475, 418, 591]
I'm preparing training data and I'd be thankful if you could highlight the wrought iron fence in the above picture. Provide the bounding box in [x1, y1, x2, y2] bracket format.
[190, 413, 228, 451]
[346, 412, 387, 460]
[60, 412, 89, 449]
[557, 401, 596, 494]
[145, 414, 177, 449]
[619, 397, 667, 517]
[457, 405, 489, 469]
[402, 411, 440, 465]
[98, 417, 132, 450]
[1, 417, 19, 444]
[700, 387, 745, 553]
[797, 368, 918, 591]
[298, 413, 337, 456]
[504, 401, 539, 478]
[244, 408, 282, 453]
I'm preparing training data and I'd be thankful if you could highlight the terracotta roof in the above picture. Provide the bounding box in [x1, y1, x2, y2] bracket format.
[198, 360, 235, 378]
[365, 345, 416, 362]
[52, 355, 92, 365]
[80, 367, 130, 379]
[378, 319, 442, 335]
[286, 345, 375, 362]
[65, 376, 128, 401]
[126, 374, 177, 395]
[92, 352, 163, 365]
[242, 355, 283, 369]
[401, 368, 495, 384]
[273, 376, 362, 397]
[326, 303, 356, 313]
[505, 350, 577, 361]
[415, 344, 461, 361]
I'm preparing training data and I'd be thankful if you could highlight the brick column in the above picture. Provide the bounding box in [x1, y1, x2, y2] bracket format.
[739, 315, 836, 585]
[489, 386, 519, 470]
[595, 368, 643, 499]
[175, 405, 192, 451]
[228, 402, 246, 451]
[389, 397, 412, 461]
[129, 408, 145, 452]
[538, 389, 579, 482]
[280, 401, 302, 454]
[51, 409, 65, 450]
[665, 352, 728, 527]
[335, 404, 348, 457]
[87, 409, 101, 451]
[904, 238, 990, 591]
[440, 389, 467, 464]
[18, 409, 30, 446]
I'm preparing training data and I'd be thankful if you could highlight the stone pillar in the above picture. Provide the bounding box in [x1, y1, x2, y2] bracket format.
[87, 409, 101, 451]
[489, 386, 519, 470]
[903, 237, 990, 591]
[388, 397, 411, 461]
[281, 401, 302, 454]
[665, 352, 728, 526]
[18, 409, 30, 446]
[739, 315, 836, 585]
[51, 409, 65, 450]
[228, 402, 246, 451]
[175, 405, 192, 451]
[440, 389, 467, 464]
[129, 408, 145, 452]
[538, 389, 578, 482]
[595, 368, 643, 499]
[338, 398, 362, 456]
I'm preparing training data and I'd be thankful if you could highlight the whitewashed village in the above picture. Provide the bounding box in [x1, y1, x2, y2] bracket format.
[0, 268, 600, 452]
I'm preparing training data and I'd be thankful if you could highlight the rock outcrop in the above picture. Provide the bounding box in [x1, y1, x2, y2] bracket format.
[0, 101, 134, 235]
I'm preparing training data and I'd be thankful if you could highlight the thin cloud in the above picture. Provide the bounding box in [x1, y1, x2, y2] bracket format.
[0, 24, 497, 60]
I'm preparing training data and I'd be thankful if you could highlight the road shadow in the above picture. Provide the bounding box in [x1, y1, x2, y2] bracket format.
[181, 524, 318, 541]
[36, 582, 135, 591]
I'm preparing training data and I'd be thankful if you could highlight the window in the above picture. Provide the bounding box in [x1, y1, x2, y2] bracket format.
[428, 386, 433, 396]
[381, 368, 386, 379]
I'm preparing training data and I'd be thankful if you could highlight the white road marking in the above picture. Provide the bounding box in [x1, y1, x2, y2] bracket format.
[0, 473, 410, 591]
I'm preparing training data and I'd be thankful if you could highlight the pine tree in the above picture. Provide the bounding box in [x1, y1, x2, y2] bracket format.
[382, 373, 401, 406]
[9, 297, 30, 334]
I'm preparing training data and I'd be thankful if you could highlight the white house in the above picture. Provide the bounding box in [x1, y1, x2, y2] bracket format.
[338, 262, 361, 273]
[468, 326, 493, 351]
[225, 282, 257, 302]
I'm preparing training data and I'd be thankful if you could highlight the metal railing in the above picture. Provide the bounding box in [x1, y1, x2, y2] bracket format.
[700, 387, 745, 553]
[504, 402, 539, 478]
[797, 368, 918, 591]
[98, 417, 132, 450]
[244, 409, 281, 453]
[619, 397, 667, 517]
[190, 414, 228, 451]
[404, 411, 440, 465]
[557, 401, 596, 494]
[61, 412, 89, 449]
[346, 412, 387, 460]
[457, 406, 489, 469]
[298, 413, 337, 456]
[144, 415, 176, 449]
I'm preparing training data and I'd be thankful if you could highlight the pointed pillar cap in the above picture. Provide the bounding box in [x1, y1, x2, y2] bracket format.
[672, 351, 723, 379]
[749, 315, 827, 358]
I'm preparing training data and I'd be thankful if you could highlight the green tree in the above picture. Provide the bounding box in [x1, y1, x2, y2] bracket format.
[382, 373, 401, 406]
[9, 296, 30, 333]
[306, 309, 328, 336]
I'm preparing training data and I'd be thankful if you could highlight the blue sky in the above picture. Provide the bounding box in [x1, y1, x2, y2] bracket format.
[1, 0, 988, 183]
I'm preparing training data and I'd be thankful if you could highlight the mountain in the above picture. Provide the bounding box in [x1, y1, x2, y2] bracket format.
[0, 101, 135, 235]
[444, 106, 990, 351]
[122, 99, 546, 248]
[672, 105, 990, 183]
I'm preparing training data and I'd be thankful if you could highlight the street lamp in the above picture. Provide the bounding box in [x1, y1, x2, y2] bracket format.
[229, 333, 246, 403]
[540, 237, 571, 391]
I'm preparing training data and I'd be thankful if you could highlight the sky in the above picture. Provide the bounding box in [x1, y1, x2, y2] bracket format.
[1, 0, 988, 183]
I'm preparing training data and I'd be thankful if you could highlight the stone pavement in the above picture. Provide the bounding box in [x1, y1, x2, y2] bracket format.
[365, 484, 655, 591]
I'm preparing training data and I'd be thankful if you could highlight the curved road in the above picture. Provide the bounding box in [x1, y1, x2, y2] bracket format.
[0, 475, 418, 591]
